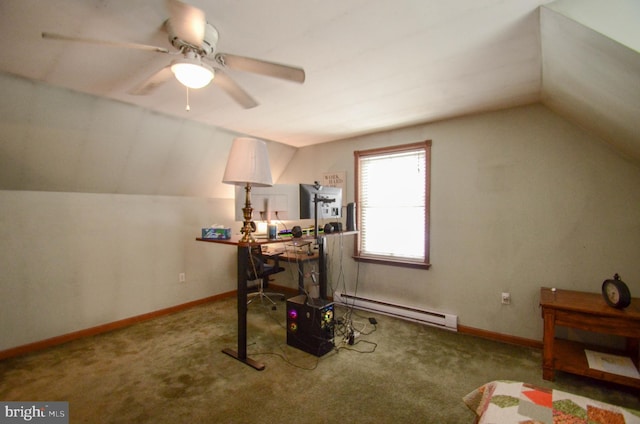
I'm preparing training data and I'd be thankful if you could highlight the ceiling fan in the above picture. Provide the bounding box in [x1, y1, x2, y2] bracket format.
[41, 0, 305, 109]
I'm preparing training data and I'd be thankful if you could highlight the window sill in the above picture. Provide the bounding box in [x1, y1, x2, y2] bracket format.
[353, 255, 431, 270]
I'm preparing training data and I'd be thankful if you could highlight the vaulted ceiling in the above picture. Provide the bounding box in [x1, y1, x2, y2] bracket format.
[0, 0, 638, 161]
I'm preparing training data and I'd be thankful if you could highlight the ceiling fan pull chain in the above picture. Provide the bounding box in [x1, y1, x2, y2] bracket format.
[185, 86, 191, 111]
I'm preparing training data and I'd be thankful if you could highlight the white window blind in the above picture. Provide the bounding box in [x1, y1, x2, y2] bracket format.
[358, 146, 427, 263]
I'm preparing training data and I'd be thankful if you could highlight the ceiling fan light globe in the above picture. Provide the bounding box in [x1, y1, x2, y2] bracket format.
[171, 62, 214, 89]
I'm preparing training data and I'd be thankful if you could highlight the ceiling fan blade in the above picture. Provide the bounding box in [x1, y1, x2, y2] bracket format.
[41, 32, 169, 53]
[212, 70, 258, 109]
[129, 65, 174, 95]
[215, 53, 305, 84]
[165, 0, 206, 48]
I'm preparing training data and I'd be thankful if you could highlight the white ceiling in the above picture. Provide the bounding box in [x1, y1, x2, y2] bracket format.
[0, 0, 638, 159]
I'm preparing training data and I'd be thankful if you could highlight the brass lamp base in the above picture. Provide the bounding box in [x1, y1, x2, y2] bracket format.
[240, 182, 255, 243]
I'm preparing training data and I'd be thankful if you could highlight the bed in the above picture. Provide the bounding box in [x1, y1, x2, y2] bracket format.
[463, 380, 640, 424]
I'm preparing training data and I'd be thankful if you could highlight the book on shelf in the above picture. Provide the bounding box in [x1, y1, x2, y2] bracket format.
[585, 349, 640, 379]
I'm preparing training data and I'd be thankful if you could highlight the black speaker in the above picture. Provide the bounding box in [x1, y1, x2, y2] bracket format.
[291, 225, 303, 238]
[346, 202, 356, 231]
[286, 295, 334, 357]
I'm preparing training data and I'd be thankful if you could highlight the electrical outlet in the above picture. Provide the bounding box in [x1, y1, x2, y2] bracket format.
[179, 272, 186, 283]
[501, 292, 511, 305]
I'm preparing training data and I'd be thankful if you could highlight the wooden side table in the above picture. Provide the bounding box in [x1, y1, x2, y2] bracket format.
[539, 287, 640, 389]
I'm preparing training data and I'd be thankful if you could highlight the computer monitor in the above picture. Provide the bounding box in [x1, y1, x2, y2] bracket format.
[299, 183, 342, 219]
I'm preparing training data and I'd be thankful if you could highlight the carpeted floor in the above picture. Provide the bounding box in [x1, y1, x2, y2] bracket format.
[1, 294, 639, 423]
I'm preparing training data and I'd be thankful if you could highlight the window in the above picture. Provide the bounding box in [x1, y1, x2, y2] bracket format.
[354, 141, 431, 269]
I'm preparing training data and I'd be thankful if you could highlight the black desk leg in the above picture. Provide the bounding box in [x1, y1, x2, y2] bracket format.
[298, 261, 305, 294]
[222, 245, 265, 371]
[318, 236, 327, 300]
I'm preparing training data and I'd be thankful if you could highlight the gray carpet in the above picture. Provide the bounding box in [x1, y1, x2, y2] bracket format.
[1, 295, 638, 423]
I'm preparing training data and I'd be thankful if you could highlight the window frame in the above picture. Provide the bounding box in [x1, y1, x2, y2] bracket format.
[353, 140, 431, 270]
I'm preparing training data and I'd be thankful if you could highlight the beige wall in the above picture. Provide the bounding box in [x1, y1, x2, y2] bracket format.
[0, 74, 298, 352]
[0, 191, 238, 351]
[278, 104, 640, 340]
[2, 72, 639, 351]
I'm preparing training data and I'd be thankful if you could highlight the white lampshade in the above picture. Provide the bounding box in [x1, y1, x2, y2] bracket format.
[171, 59, 214, 89]
[222, 137, 273, 187]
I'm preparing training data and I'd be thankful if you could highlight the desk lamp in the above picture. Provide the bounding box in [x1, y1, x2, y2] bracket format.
[223, 137, 273, 242]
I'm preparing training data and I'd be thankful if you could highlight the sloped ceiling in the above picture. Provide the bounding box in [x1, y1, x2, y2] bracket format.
[540, 2, 640, 163]
[0, 0, 549, 148]
[0, 0, 639, 198]
[0, 72, 298, 197]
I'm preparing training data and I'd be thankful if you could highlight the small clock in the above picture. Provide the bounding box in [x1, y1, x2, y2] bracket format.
[601, 273, 631, 309]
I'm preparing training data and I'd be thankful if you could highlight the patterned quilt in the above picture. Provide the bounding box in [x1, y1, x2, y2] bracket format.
[463, 380, 640, 424]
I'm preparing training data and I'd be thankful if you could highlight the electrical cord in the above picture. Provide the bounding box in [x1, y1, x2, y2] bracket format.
[336, 339, 378, 354]
[274, 212, 288, 232]
[338, 260, 361, 325]
[332, 257, 377, 349]
[282, 241, 314, 300]
[252, 350, 321, 371]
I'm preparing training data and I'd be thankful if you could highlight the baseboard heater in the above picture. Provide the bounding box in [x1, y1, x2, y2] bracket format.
[334, 293, 458, 331]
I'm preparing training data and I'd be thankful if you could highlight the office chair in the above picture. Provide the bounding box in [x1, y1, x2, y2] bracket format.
[247, 245, 286, 310]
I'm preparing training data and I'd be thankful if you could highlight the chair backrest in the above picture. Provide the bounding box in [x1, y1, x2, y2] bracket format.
[247, 245, 265, 281]
[247, 245, 284, 281]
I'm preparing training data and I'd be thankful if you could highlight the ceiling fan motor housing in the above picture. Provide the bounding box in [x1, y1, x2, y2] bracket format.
[166, 20, 219, 56]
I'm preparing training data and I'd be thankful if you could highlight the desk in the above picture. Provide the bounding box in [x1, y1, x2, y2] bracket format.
[196, 231, 356, 370]
[539, 287, 640, 389]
